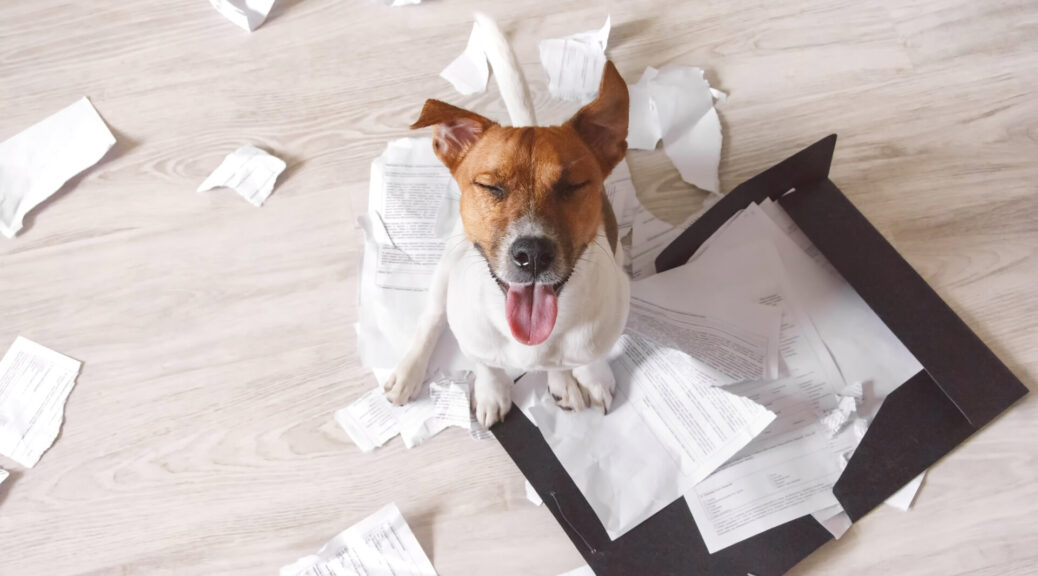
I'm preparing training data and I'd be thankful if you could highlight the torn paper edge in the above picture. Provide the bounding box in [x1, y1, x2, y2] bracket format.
[197, 144, 287, 207]
[209, 0, 276, 32]
[538, 16, 611, 103]
[0, 97, 116, 239]
[440, 22, 490, 95]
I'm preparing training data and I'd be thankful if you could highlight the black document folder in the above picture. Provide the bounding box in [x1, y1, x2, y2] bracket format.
[492, 135, 1029, 575]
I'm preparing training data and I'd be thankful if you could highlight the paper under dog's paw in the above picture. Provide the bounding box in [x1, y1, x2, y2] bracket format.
[573, 362, 615, 413]
[383, 361, 424, 406]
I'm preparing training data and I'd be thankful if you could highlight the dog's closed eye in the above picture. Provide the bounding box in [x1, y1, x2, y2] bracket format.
[473, 180, 507, 200]
[556, 180, 589, 200]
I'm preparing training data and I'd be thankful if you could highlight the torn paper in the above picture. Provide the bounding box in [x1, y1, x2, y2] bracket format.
[513, 333, 774, 540]
[0, 468, 8, 487]
[821, 394, 859, 437]
[336, 373, 473, 451]
[538, 16, 611, 103]
[280, 503, 436, 576]
[885, 471, 925, 511]
[648, 66, 723, 193]
[0, 337, 82, 467]
[209, 0, 275, 32]
[811, 504, 852, 539]
[626, 67, 661, 150]
[0, 97, 115, 239]
[197, 145, 286, 207]
[441, 23, 489, 96]
[525, 480, 543, 506]
[357, 138, 469, 378]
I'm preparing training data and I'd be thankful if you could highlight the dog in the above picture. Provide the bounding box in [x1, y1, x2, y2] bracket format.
[384, 17, 631, 428]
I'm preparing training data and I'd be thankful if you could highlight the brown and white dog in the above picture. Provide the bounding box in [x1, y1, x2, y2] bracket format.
[384, 20, 631, 428]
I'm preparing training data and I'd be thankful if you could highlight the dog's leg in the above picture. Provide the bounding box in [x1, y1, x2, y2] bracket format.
[384, 232, 465, 405]
[547, 369, 590, 412]
[549, 359, 615, 413]
[573, 359, 616, 413]
[473, 363, 512, 428]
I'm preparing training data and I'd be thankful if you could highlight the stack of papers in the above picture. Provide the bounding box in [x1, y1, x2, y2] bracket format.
[0, 337, 82, 468]
[281, 503, 437, 576]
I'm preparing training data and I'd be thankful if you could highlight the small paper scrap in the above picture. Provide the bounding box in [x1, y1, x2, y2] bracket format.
[197, 145, 286, 207]
[441, 23, 490, 96]
[209, 0, 275, 32]
[280, 503, 437, 576]
[821, 395, 859, 438]
[885, 471, 925, 511]
[336, 373, 475, 451]
[626, 65, 724, 193]
[0, 337, 82, 467]
[0, 468, 8, 487]
[0, 97, 116, 239]
[525, 480, 543, 506]
[558, 565, 595, 576]
[538, 16, 611, 103]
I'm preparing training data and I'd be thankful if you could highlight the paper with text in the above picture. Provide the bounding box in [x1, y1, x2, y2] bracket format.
[280, 502, 437, 576]
[356, 138, 470, 381]
[539, 17, 610, 103]
[513, 334, 773, 540]
[628, 271, 781, 384]
[0, 97, 116, 239]
[336, 373, 473, 451]
[209, 0, 275, 32]
[0, 337, 82, 467]
[197, 145, 286, 207]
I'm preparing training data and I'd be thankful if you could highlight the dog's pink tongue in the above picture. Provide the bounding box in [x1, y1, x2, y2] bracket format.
[505, 283, 558, 346]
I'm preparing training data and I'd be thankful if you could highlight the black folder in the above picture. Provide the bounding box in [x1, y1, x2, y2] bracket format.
[492, 135, 1029, 575]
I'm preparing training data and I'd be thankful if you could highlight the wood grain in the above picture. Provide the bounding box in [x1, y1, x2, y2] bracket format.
[0, 1, 1035, 574]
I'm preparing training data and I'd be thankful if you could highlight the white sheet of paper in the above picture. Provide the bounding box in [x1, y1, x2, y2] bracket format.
[0, 337, 82, 468]
[626, 67, 661, 150]
[0, 468, 8, 487]
[209, 0, 275, 32]
[0, 97, 116, 239]
[628, 273, 781, 384]
[755, 198, 923, 417]
[441, 23, 489, 96]
[525, 480, 543, 506]
[197, 145, 286, 207]
[280, 503, 437, 576]
[885, 471, 925, 511]
[644, 66, 723, 193]
[558, 565, 595, 576]
[811, 504, 852, 539]
[538, 16, 611, 103]
[356, 138, 471, 383]
[514, 333, 774, 540]
[336, 373, 473, 451]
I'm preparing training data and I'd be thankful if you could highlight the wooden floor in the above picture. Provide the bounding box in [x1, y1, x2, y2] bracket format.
[1, 1, 1036, 574]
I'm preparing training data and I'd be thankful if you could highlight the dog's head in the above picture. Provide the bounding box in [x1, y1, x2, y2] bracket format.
[411, 62, 629, 346]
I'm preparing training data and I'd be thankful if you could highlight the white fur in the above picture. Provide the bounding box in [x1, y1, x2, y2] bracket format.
[474, 12, 536, 127]
[386, 14, 629, 427]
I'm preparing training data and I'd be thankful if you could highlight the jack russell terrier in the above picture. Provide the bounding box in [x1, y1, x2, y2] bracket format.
[384, 16, 630, 428]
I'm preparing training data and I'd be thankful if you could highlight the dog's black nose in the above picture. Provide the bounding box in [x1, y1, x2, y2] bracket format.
[510, 236, 556, 277]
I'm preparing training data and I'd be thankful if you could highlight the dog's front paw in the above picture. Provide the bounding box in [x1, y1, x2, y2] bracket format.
[383, 357, 424, 406]
[473, 368, 512, 428]
[573, 360, 615, 413]
[547, 370, 590, 412]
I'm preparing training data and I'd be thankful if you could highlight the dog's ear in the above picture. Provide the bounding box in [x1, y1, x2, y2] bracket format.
[411, 100, 496, 171]
[565, 61, 630, 175]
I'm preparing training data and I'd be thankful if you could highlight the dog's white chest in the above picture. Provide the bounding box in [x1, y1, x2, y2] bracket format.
[446, 236, 630, 371]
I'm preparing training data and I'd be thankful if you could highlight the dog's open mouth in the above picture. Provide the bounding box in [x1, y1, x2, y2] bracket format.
[477, 245, 569, 346]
